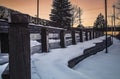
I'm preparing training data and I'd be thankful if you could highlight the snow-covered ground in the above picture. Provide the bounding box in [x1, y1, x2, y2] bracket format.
[30, 36, 110, 79]
[73, 38, 120, 79]
[0, 63, 8, 79]
[0, 36, 120, 79]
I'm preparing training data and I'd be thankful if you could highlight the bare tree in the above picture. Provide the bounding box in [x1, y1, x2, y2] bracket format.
[71, 5, 83, 28]
[115, 0, 120, 21]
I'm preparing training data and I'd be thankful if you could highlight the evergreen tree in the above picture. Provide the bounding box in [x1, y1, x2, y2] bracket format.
[94, 13, 105, 28]
[50, 0, 73, 29]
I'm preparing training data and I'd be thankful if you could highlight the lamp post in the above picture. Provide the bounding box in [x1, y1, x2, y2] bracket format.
[105, 0, 108, 53]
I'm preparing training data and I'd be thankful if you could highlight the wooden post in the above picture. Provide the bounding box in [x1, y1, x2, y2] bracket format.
[92, 30, 95, 39]
[9, 14, 31, 79]
[85, 29, 88, 41]
[95, 31, 97, 38]
[79, 29, 83, 42]
[71, 29, 77, 45]
[97, 31, 99, 37]
[97, 32, 99, 37]
[101, 31, 104, 36]
[98, 31, 101, 37]
[60, 30, 66, 48]
[89, 31, 92, 40]
[0, 33, 9, 53]
[0, 36, 1, 53]
[41, 28, 49, 52]
[100, 32, 103, 36]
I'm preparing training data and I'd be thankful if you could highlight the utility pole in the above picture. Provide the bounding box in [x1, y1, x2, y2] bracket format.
[37, 0, 39, 24]
[105, 0, 108, 53]
[111, 15, 114, 41]
[113, 5, 116, 35]
[78, 7, 81, 25]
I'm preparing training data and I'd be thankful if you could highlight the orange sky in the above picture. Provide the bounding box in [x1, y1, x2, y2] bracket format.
[0, 0, 118, 26]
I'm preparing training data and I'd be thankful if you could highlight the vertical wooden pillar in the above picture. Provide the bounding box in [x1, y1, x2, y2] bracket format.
[100, 32, 102, 36]
[95, 31, 97, 38]
[97, 31, 99, 37]
[60, 30, 66, 48]
[9, 14, 31, 79]
[85, 30, 88, 41]
[0, 33, 9, 53]
[99, 31, 101, 37]
[79, 29, 83, 42]
[101, 32, 103, 36]
[92, 31, 95, 39]
[71, 29, 77, 45]
[96, 32, 98, 37]
[41, 28, 49, 52]
[89, 31, 92, 40]
[0, 36, 1, 53]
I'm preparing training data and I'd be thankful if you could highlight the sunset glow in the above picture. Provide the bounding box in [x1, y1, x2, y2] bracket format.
[0, 0, 117, 26]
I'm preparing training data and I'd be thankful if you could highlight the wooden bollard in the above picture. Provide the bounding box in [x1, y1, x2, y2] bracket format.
[71, 30, 77, 45]
[60, 30, 66, 48]
[95, 31, 97, 38]
[96, 32, 99, 37]
[89, 31, 92, 40]
[98, 32, 101, 37]
[101, 32, 104, 36]
[41, 28, 49, 52]
[9, 14, 31, 79]
[85, 30, 88, 41]
[79, 29, 83, 42]
[92, 31, 95, 39]
[96, 31, 99, 37]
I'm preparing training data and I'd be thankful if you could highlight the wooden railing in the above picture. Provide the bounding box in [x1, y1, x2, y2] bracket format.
[0, 14, 105, 79]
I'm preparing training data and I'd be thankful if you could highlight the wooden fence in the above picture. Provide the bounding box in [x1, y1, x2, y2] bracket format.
[0, 14, 105, 79]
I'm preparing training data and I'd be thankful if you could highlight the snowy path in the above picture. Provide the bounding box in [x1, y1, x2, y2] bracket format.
[31, 36, 106, 79]
[73, 38, 120, 79]
[1, 36, 118, 79]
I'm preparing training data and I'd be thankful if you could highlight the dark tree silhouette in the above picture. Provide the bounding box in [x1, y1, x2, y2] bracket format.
[94, 13, 105, 28]
[77, 24, 84, 29]
[50, 0, 73, 29]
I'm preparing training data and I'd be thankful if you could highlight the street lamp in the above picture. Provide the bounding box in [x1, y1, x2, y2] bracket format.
[105, 0, 108, 53]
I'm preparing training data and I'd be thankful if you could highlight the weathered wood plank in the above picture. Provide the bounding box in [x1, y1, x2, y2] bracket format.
[71, 30, 77, 45]
[60, 30, 66, 48]
[9, 14, 31, 79]
[41, 28, 49, 52]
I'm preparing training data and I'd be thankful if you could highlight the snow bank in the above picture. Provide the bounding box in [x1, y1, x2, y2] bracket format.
[0, 63, 8, 79]
[74, 38, 120, 79]
[30, 40, 41, 47]
[31, 36, 106, 79]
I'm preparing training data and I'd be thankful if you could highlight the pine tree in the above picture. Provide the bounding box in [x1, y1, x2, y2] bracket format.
[94, 13, 105, 28]
[50, 0, 73, 29]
